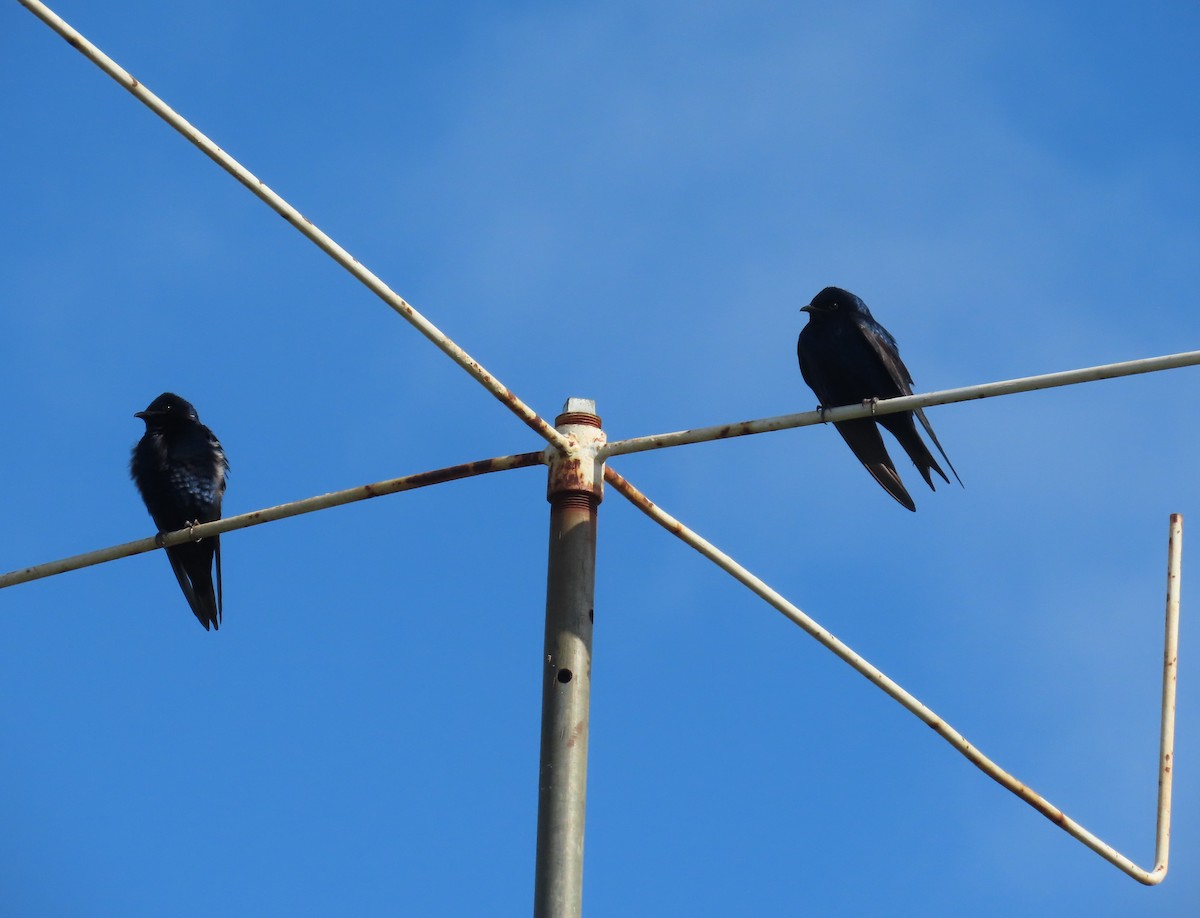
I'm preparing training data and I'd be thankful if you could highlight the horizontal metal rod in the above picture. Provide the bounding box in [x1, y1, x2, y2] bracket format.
[0, 451, 545, 591]
[604, 464, 1178, 885]
[601, 349, 1200, 458]
[16, 0, 570, 453]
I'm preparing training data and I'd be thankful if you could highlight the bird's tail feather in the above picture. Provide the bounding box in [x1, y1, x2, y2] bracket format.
[913, 407, 963, 487]
[214, 537, 223, 624]
[833, 419, 917, 511]
[166, 541, 220, 630]
[881, 412, 959, 493]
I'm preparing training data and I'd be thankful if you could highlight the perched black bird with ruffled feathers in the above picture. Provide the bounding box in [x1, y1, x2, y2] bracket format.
[797, 287, 961, 511]
[131, 393, 229, 629]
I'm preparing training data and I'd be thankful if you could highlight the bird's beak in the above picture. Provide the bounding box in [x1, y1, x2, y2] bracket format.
[800, 304, 815, 313]
[134, 411, 148, 420]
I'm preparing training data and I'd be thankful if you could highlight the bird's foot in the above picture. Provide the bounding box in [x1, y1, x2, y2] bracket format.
[862, 397, 880, 415]
[817, 405, 828, 423]
[187, 520, 202, 542]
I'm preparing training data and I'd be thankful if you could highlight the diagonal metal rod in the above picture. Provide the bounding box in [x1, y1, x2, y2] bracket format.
[0, 451, 545, 591]
[15, 0, 1199, 469]
[601, 349, 1200, 458]
[604, 464, 1180, 885]
[15, 0, 570, 453]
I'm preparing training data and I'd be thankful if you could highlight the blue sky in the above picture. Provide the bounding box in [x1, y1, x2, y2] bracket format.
[3, 2, 1199, 915]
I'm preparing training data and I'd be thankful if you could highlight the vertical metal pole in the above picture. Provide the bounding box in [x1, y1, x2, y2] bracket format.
[1154, 512, 1182, 875]
[534, 398, 605, 918]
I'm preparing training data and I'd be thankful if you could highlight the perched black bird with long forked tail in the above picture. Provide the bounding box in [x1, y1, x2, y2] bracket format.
[797, 287, 961, 511]
[131, 393, 229, 629]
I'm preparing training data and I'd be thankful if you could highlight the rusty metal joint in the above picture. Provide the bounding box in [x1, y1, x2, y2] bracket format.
[545, 399, 606, 506]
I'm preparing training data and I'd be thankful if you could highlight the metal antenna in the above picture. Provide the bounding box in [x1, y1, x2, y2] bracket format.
[8, 0, 1193, 907]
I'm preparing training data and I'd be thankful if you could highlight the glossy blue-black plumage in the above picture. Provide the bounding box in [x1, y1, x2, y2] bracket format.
[130, 393, 228, 629]
[797, 287, 961, 511]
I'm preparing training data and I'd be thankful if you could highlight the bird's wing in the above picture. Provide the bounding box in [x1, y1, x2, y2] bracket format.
[853, 313, 914, 394]
[833, 418, 916, 511]
[207, 427, 230, 493]
[854, 314, 963, 487]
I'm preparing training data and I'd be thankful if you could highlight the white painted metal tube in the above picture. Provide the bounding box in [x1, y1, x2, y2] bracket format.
[15, 0, 570, 453]
[601, 350, 1200, 458]
[604, 465, 1180, 885]
[1155, 513, 1183, 877]
[0, 451, 545, 591]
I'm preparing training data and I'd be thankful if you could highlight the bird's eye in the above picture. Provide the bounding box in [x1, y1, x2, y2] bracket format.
[829, 302, 840, 310]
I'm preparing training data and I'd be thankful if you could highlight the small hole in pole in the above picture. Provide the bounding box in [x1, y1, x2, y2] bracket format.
[557, 668, 573, 684]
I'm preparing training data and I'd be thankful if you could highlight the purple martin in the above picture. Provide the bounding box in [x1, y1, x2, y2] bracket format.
[797, 287, 961, 511]
[131, 393, 229, 629]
